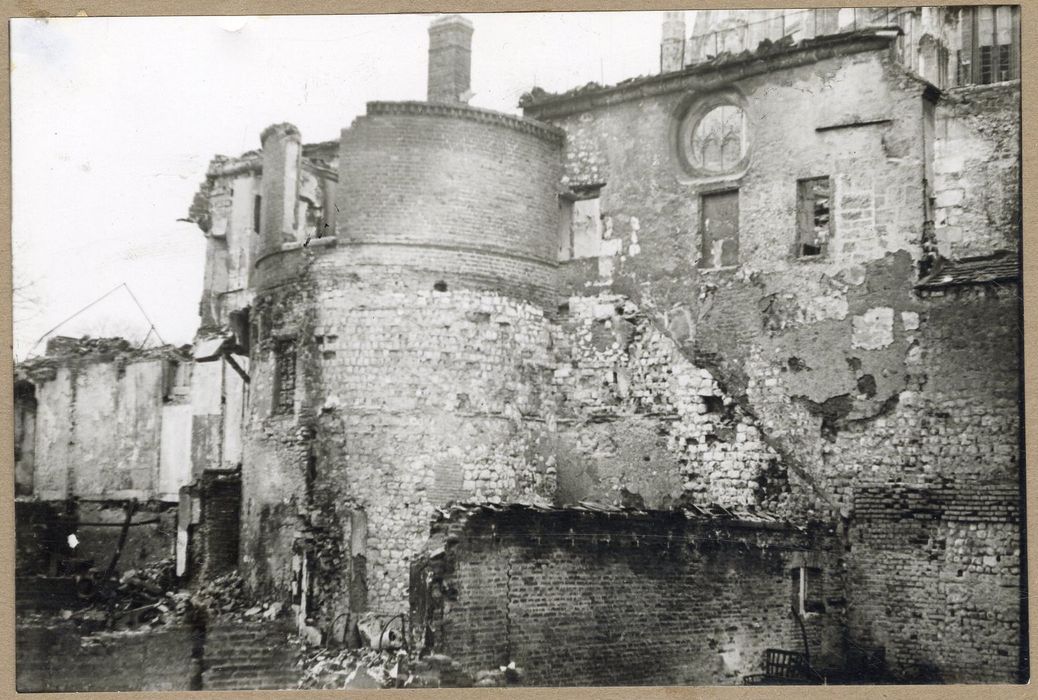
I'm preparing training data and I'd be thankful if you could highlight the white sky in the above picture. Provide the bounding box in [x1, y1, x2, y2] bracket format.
[11, 12, 672, 359]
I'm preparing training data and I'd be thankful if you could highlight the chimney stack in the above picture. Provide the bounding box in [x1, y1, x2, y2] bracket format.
[660, 11, 687, 73]
[427, 14, 474, 103]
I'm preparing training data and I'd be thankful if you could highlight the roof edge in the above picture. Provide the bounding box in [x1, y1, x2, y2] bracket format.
[522, 27, 901, 120]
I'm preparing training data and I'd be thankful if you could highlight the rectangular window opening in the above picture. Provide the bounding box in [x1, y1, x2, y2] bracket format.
[558, 197, 575, 262]
[796, 177, 831, 259]
[793, 566, 825, 616]
[272, 338, 296, 415]
[253, 194, 262, 234]
[699, 189, 739, 269]
[963, 5, 1018, 86]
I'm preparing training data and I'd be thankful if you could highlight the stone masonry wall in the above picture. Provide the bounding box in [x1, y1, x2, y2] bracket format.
[413, 506, 845, 686]
[242, 258, 558, 626]
[525, 37, 1022, 681]
[847, 481, 1021, 683]
[932, 81, 1020, 258]
[550, 293, 789, 510]
[237, 102, 565, 628]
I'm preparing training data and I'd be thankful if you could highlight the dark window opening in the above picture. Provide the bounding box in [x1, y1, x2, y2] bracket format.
[702, 395, 724, 414]
[230, 307, 251, 354]
[796, 177, 832, 258]
[272, 338, 296, 415]
[979, 45, 993, 84]
[792, 566, 825, 615]
[253, 194, 262, 234]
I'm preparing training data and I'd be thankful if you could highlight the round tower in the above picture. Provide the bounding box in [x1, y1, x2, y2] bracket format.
[239, 19, 566, 628]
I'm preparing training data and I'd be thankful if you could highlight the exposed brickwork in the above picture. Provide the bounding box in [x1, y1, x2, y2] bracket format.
[202, 619, 302, 690]
[550, 293, 788, 510]
[522, 34, 1022, 682]
[412, 506, 845, 685]
[427, 15, 474, 104]
[336, 102, 563, 308]
[16, 618, 302, 692]
[173, 21, 1021, 685]
[16, 624, 197, 692]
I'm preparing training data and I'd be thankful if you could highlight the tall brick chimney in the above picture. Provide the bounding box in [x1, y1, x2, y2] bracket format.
[660, 11, 687, 73]
[427, 14, 474, 104]
[259, 122, 301, 257]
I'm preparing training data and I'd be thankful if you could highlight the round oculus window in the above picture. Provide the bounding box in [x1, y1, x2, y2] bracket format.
[683, 103, 748, 175]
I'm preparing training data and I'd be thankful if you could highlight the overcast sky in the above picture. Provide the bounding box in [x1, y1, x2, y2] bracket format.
[11, 12, 673, 359]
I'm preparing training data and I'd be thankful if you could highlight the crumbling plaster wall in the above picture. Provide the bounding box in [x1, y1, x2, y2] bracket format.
[195, 155, 337, 330]
[529, 43, 1020, 511]
[528, 40, 1021, 680]
[22, 354, 180, 501]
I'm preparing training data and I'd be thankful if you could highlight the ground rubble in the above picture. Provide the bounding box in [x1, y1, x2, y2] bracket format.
[295, 643, 525, 689]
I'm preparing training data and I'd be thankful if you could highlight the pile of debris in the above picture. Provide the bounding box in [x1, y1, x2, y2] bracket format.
[59, 559, 191, 632]
[298, 647, 406, 689]
[188, 571, 288, 623]
[188, 572, 248, 616]
[297, 645, 524, 689]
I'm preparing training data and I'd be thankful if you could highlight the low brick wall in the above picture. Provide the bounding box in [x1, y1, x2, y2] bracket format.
[16, 624, 197, 692]
[411, 505, 844, 686]
[202, 619, 302, 690]
[17, 617, 303, 692]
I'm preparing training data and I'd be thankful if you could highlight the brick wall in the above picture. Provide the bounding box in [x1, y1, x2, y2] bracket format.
[16, 618, 303, 692]
[336, 101, 563, 308]
[201, 619, 302, 690]
[16, 624, 197, 692]
[413, 506, 844, 686]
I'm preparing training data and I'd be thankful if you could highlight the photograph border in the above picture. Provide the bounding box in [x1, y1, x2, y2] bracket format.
[1, 1, 1033, 698]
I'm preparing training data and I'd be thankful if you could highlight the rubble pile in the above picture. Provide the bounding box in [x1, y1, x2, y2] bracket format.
[188, 572, 248, 616]
[298, 647, 406, 689]
[296, 645, 524, 690]
[188, 572, 289, 623]
[58, 558, 190, 632]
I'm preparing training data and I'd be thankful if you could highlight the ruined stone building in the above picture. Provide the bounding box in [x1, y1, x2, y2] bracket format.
[15, 7, 1023, 687]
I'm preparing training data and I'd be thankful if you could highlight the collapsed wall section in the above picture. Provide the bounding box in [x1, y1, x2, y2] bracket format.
[549, 293, 791, 511]
[523, 31, 1022, 681]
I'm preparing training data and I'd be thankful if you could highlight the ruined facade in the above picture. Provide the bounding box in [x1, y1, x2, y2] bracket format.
[14, 337, 192, 583]
[15, 8, 1023, 687]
